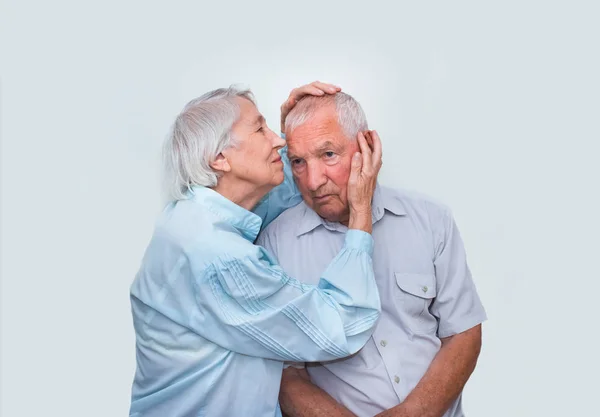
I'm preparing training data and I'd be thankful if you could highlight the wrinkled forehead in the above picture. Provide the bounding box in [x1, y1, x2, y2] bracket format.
[287, 110, 351, 155]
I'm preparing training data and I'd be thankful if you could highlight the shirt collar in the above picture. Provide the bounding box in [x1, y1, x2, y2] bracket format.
[188, 185, 262, 242]
[296, 184, 407, 237]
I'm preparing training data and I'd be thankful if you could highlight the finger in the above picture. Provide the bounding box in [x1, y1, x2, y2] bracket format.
[357, 131, 372, 156]
[349, 152, 362, 184]
[280, 98, 296, 127]
[357, 132, 372, 174]
[281, 85, 326, 130]
[370, 130, 383, 169]
[311, 81, 341, 94]
[363, 130, 374, 150]
[281, 97, 296, 112]
[283, 89, 302, 108]
[291, 85, 325, 101]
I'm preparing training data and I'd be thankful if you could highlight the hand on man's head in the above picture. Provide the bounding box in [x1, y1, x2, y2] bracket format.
[280, 81, 341, 133]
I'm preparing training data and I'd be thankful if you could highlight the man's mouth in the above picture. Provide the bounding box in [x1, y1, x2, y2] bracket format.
[313, 194, 332, 202]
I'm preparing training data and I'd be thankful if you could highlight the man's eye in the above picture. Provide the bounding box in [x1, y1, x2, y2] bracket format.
[291, 159, 303, 165]
[324, 151, 336, 158]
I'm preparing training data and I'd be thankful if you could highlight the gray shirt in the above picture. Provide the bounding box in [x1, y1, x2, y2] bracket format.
[257, 185, 487, 417]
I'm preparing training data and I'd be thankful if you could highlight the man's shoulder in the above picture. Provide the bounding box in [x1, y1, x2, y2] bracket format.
[381, 187, 452, 228]
[379, 185, 452, 221]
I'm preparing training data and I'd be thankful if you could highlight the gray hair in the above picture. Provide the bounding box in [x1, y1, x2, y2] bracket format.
[163, 85, 255, 200]
[284, 92, 368, 140]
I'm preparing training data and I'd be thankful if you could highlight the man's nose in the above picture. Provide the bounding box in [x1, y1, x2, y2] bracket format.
[306, 162, 327, 192]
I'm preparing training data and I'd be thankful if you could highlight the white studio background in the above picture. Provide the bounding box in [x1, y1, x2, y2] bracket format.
[1, 1, 598, 416]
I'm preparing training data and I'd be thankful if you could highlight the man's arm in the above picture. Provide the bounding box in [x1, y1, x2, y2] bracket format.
[279, 326, 482, 417]
[375, 324, 482, 417]
[377, 203, 486, 417]
[280, 367, 355, 417]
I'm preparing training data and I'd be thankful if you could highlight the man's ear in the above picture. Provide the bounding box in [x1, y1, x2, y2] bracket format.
[209, 153, 231, 173]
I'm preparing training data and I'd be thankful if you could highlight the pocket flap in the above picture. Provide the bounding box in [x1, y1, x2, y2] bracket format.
[394, 272, 437, 299]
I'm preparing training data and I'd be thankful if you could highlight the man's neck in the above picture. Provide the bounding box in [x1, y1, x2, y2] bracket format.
[325, 210, 350, 227]
[212, 176, 271, 212]
[339, 214, 350, 227]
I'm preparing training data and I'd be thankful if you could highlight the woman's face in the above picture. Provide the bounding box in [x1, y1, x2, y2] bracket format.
[222, 98, 286, 189]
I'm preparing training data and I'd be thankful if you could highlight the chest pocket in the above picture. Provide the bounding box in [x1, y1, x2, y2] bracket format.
[394, 272, 438, 335]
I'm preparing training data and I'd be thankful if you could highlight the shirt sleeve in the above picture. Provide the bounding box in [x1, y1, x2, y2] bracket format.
[430, 208, 487, 338]
[189, 230, 381, 362]
[252, 135, 303, 231]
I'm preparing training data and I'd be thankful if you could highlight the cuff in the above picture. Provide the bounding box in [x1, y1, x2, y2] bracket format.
[344, 229, 374, 257]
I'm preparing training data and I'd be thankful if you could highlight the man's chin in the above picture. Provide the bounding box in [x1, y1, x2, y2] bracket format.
[314, 205, 346, 223]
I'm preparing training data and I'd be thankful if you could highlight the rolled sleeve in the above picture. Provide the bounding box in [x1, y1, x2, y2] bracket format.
[430, 208, 487, 338]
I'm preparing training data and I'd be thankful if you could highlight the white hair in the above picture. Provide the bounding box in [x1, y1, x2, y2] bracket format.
[163, 85, 255, 201]
[284, 92, 368, 139]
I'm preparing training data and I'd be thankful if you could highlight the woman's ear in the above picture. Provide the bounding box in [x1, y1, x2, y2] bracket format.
[209, 153, 231, 173]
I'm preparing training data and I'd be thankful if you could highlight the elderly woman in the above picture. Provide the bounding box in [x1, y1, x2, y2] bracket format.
[129, 82, 383, 417]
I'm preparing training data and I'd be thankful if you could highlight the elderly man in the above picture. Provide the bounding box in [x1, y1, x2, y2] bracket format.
[257, 89, 487, 417]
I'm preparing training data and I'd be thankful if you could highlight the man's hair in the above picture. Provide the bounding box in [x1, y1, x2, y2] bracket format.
[284, 92, 368, 139]
[163, 85, 255, 201]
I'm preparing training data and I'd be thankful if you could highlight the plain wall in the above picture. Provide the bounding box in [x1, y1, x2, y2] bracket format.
[1, 0, 599, 416]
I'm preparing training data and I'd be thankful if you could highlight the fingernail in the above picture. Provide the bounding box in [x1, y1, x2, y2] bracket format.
[353, 153, 361, 160]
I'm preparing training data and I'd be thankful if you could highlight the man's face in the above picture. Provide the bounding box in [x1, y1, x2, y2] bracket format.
[286, 106, 359, 224]
[223, 97, 285, 189]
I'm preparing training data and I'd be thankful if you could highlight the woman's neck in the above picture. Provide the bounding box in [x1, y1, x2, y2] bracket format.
[212, 176, 271, 212]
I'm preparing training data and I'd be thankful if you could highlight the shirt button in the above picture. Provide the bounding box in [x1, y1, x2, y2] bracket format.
[394, 376, 400, 384]
[380, 340, 387, 347]
[422, 286, 429, 293]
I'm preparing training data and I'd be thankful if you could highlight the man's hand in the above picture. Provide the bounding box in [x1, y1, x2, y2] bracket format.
[347, 130, 382, 234]
[373, 405, 411, 417]
[374, 325, 482, 417]
[280, 367, 356, 417]
[280, 81, 341, 132]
